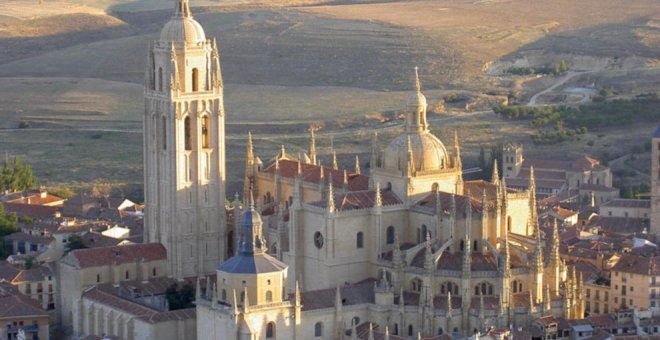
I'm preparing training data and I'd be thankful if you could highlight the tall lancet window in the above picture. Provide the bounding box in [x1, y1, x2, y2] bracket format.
[192, 68, 199, 92]
[158, 67, 163, 92]
[184, 116, 192, 151]
[162, 116, 167, 150]
[201, 115, 210, 148]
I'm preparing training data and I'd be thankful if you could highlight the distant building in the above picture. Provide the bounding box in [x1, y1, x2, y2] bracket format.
[0, 283, 50, 340]
[502, 143, 617, 203]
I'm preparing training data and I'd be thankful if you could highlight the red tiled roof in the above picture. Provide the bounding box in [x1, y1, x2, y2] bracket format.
[265, 159, 369, 191]
[84, 288, 157, 317]
[0, 293, 48, 318]
[2, 203, 61, 219]
[611, 254, 660, 275]
[66, 243, 166, 269]
[310, 190, 402, 211]
[415, 191, 482, 213]
[7, 193, 65, 206]
[522, 159, 572, 171]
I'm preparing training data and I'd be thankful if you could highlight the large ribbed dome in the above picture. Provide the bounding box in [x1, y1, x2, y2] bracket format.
[160, 17, 206, 44]
[382, 132, 449, 172]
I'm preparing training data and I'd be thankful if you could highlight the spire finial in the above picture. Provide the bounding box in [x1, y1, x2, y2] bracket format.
[491, 158, 499, 185]
[249, 189, 255, 209]
[309, 129, 317, 165]
[414, 66, 421, 94]
[354, 155, 361, 175]
[332, 150, 338, 170]
[327, 174, 335, 213]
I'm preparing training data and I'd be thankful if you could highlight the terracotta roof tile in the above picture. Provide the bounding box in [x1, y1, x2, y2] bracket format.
[66, 243, 166, 269]
[0, 293, 48, 318]
[265, 159, 369, 191]
[309, 190, 402, 211]
[2, 203, 61, 220]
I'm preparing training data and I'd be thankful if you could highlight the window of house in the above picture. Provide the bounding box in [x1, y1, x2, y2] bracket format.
[192, 68, 199, 92]
[184, 116, 192, 151]
[314, 322, 323, 337]
[356, 232, 364, 249]
[387, 226, 395, 244]
[266, 322, 275, 339]
[158, 67, 163, 92]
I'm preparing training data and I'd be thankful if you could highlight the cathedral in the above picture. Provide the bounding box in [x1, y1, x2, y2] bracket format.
[145, 0, 585, 338]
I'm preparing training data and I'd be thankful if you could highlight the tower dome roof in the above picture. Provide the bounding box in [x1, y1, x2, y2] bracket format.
[159, 0, 206, 44]
[382, 132, 449, 172]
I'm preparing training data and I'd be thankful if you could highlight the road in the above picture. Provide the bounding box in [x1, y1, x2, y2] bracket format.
[527, 71, 584, 106]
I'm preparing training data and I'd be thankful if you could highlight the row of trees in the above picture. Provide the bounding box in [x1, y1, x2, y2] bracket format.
[1, 156, 37, 192]
[506, 60, 569, 76]
[477, 143, 503, 181]
[0, 204, 18, 259]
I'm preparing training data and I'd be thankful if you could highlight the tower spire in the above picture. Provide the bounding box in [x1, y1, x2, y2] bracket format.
[491, 158, 499, 185]
[355, 155, 361, 175]
[529, 166, 539, 237]
[327, 174, 335, 213]
[309, 129, 317, 165]
[332, 150, 338, 170]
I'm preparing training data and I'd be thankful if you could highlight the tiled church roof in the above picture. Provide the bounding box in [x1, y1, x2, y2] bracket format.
[264, 159, 369, 191]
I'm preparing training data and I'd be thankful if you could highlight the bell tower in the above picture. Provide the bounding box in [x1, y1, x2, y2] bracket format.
[143, 0, 226, 279]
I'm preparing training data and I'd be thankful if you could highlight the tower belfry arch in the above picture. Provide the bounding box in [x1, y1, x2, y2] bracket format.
[144, 0, 227, 280]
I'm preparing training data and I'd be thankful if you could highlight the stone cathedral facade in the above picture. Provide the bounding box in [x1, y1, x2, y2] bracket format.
[143, 0, 227, 279]
[143, 1, 585, 338]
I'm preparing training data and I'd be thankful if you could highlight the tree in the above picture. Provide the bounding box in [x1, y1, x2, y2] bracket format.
[0, 203, 17, 259]
[0, 155, 37, 192]
[166, 283, 196, 310]
[24, 257, 34, 269]
[64, 234, 86, 253]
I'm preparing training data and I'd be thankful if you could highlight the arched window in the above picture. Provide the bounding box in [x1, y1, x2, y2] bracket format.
[421, 225, 428, 240]
[438, 327, 444, 335]
[266, 322, 275, 339]
[408, 325, 414, 336]
[158, 67, 163, 92]
[473, 240, 478, 251]
[152, 267, 157, 277]
[125, 271, 129, 280]
[192, 68, 199, 92]
[386, 226, 395, 244]
[314, 322, 323, 337]
[460, 240, 464, 251]
[394, 323, 398, 335]
[96, 274, 100, 283]
[356, 232, 364, 249]
[265, 290, 273, 302]
[352, 317, 360, 327]
[162, 116, 167, 150]
[184, 116, 192, 151]
[201, 115, 210, 148]
[221, 289, 227, 301]
[240, 291, 245, 303]
[386, 182, 392, 191]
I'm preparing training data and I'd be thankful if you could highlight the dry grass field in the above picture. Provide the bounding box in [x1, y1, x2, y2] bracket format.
[0, 0, 658, 195]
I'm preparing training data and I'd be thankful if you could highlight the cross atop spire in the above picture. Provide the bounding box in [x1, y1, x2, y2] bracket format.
[173, 0, 192, 18]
